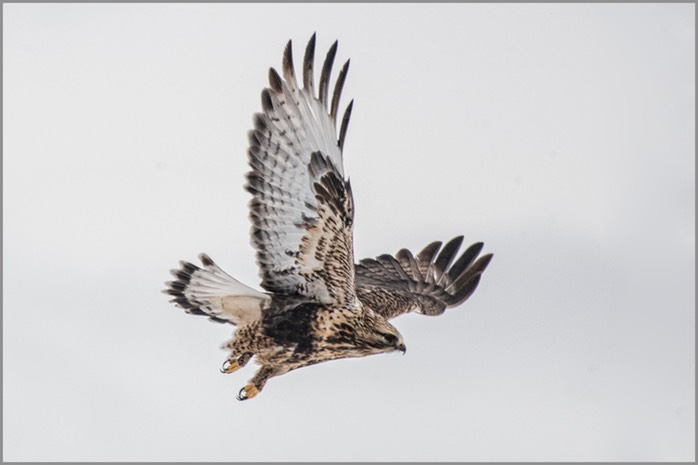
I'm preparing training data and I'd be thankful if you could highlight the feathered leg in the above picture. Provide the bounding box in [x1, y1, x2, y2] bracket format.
[236, 365, 280, 401]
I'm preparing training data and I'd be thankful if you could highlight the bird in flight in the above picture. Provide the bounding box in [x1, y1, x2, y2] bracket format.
[164, 34, 493, 400]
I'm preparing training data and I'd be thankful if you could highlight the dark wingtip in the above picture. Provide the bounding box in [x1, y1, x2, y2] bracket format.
[261, 88, 273, 111]
[338, 99, 354, 151]
[474, 253, 494, 273]
[268, 67, 283, 92]
[330, 59, 350, 121]
[319, 40, 339, 106]
[433, 236, 465, 284]
[180, 261, 199, 275]
[444, 249, 493, 302]
[303, 33, 316, 91]
[447, 241, 484, 281]
[282, 39, 294, 80]
[449, 273, 483, 306]
[252, 113, 266, 132]
[441, 236, 465, 260]
[199, 253, 214, 267]
[417, 240, 443, 262]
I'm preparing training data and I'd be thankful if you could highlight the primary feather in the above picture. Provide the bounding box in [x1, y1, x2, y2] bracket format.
[355, 237, 493, 319]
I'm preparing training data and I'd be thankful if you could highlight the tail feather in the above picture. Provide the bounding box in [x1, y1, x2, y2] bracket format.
[163, 254, 269, 325]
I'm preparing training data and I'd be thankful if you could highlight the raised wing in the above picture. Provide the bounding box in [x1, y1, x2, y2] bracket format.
[246, 34, 358, 306]
[355, 236, 493, 319]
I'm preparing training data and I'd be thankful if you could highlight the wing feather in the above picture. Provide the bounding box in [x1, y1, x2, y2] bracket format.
[338, 100, 354, 152]
[303, 33, 316, 93]
[396, 248, 421, 282]
[246, 36, 357, 306]
[319, 41, 338, 107]
[416, 240, 442, 284]
[447, 242, 484, 283]
[433, 235, 464, 285]
[355, 237, 493, 319]
[330, 60, 350, 121]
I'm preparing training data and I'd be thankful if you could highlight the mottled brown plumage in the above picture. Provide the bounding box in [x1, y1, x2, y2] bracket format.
[164, 35, 492, 400]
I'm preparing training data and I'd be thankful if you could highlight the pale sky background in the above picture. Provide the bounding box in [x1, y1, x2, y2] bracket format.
[3, 3, 694, 462]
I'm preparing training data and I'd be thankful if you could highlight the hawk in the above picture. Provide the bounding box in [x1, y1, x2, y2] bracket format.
[164, 35, 493, 400]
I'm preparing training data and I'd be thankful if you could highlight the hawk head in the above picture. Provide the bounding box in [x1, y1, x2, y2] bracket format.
[359, 308, 407, 355]
[324, 306, 406, 357]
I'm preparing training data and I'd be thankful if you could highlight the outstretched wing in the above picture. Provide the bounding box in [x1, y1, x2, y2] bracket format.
[355, 236, 493, 319]
[246, 34, 358, 306]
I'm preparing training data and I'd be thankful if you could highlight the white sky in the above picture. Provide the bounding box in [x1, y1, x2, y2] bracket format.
[3, 3, 694, 461]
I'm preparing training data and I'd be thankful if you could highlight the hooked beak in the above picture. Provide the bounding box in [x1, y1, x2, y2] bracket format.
[397, 343, 407, 355]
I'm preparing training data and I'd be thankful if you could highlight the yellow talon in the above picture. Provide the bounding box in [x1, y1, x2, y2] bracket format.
[221, 359, 241, 374]
[237, 384, 259, 401]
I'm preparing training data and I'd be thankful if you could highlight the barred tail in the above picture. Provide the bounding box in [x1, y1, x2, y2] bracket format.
[163, 254, 269, 325]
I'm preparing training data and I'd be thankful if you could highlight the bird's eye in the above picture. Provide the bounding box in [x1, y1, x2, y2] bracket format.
[381, 333, 398, 345]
